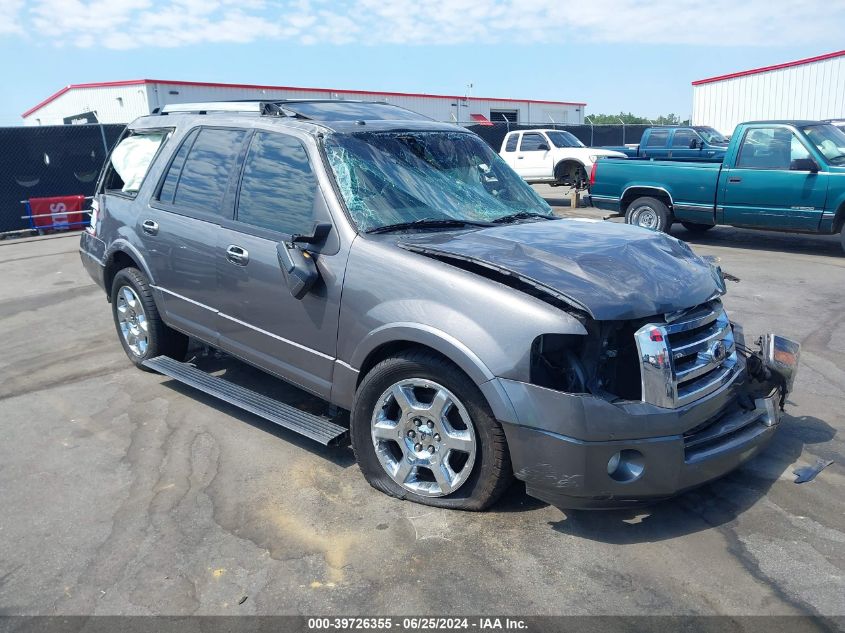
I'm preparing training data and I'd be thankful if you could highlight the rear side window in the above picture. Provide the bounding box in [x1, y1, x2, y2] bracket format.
[236, 132, 317, 235]
[101, 130, 170, 197]
[645, 130, 670, 147]
[159, 127, 246, 214]
[158, 128, 198, 205]
[504, 134, 518, 152]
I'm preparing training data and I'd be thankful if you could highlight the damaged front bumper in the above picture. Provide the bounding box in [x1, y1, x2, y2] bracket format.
[491, 334, 799, 510]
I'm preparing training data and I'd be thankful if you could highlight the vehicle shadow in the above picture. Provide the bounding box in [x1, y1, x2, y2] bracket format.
[543, 413, 835, 543]
[674, 225, 842, 258]
[156, 352, 357, 469]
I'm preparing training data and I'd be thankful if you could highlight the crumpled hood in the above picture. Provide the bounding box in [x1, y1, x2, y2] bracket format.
[398, 219, 720, 321]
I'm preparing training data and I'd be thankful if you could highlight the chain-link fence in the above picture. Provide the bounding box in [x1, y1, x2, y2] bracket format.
[0, 123, 124, 236]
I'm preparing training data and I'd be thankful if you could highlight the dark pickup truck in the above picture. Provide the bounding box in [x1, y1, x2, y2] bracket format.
[590, 120, 845, 253]
[604, 126, 729, 162]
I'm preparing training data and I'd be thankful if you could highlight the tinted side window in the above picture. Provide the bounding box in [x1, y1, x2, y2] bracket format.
[236, 132, 317, 235]
[671, 129, 696, 147]
[520, 133, 546, 151]
[505, 134, 518, 152]
[158, 128, 199, 205]
[645, 130, 670, 147]
[172, 128, 246, 213]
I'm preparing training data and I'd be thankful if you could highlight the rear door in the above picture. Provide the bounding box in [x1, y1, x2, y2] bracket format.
[640, 129, 670, 159]
[216, 130, 346, 399]
[719, 125, 828, 230]
[141, 126, 248, 343]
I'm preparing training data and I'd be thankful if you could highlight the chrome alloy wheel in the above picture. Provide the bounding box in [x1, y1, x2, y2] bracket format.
[116, 285, 149, 357]
[371, 379, 477, 497]
[632, 205, 659, 230]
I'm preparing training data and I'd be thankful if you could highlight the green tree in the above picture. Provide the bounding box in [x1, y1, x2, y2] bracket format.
[586, 112, 690, 125]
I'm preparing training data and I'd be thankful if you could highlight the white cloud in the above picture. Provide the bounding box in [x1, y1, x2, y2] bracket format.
[4, 0, 845, 49]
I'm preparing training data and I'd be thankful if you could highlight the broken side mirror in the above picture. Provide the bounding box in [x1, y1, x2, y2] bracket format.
[275, 223, 332, 300]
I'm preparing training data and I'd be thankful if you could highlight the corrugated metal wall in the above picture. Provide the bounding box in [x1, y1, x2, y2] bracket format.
[692, 54, 845, 134]
[24, 82, 583, 126]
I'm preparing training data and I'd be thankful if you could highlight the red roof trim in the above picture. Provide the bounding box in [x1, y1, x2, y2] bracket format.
[22, 78, 586, 118]
[692, 49, 845, 86]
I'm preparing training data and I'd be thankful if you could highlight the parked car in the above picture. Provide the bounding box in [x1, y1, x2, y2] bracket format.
[499, 129, 626, 187]
[590, 120, 845, 253]
[603, 126, 729, 161]
[80, 100, 798, 511]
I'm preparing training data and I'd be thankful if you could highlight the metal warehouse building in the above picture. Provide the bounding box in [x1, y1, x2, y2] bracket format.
[692, 49, 845, 134]
[22, 79, 585, 126]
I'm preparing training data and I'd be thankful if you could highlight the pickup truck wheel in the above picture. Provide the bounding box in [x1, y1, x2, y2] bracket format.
[625, 196, 671, 233]
[681, 221, 715, 233]
[840, 227, 845, 254]
[110, 267, 188, 369]
[351, 350, 512, 510]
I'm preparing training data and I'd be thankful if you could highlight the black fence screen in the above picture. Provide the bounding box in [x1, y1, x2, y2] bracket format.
[466, 123, 650, 152]
[0, 124, 125, 234]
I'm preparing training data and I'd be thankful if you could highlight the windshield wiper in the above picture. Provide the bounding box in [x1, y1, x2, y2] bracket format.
[492, 211, 556, 224]
[365, 218, 495, 234]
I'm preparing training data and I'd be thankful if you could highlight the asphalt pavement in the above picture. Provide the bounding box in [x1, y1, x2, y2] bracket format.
[0, 193, 843, 617]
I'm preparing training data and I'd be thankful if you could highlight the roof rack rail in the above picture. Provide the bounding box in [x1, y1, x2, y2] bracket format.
[157, 100, 311, 116]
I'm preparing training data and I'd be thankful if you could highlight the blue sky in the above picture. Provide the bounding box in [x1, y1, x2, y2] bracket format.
[2, 0, 844, 126]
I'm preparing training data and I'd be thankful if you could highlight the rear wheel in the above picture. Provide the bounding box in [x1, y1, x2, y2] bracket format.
[625, 196, 672, 233]
[110, 267, 188, 369]
[351, 350, 511, 510]
[840, 227, 845, 255]
[681, 221, 715, 233]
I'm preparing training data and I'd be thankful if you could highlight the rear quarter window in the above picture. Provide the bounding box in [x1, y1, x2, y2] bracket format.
[100, 130, 171, 197]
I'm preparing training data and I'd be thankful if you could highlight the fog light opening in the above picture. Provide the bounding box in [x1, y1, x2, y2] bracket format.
[607, 449, 645, 483]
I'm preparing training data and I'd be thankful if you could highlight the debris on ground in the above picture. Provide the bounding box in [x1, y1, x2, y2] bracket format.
[793, 459, 834, 484]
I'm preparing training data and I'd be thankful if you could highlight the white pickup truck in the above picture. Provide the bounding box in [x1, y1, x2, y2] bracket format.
[499, 129, 626, 187]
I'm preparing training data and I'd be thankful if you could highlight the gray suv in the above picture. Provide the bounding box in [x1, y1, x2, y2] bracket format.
[80, 100, 799, 510]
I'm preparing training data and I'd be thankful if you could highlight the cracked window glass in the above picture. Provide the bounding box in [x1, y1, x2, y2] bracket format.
[324, 131, 552, 232]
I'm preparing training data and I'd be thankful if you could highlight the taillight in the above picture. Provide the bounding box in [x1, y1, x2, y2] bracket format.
[87, 198, 98, 235]
[589, 161, 598, 188]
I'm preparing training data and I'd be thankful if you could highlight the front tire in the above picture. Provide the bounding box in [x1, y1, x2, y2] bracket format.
[351, 350, 512, 510]
[110, 267, 188, 369]
[625, 196, 672, 232]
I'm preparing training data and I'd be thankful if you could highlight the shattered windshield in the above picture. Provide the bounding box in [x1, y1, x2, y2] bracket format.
[324, 131, 553, 232]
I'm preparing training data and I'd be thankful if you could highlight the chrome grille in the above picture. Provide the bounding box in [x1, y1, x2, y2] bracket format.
[634, 300, 738, 408]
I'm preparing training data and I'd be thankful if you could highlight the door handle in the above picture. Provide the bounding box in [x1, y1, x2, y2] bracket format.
[141, 219, 159, 235]
[728, 177, 742, 183]
[517, 156, 524, 159]
[226, 245, 249, 266]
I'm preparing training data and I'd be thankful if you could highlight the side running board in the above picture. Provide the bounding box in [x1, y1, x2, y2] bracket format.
[142, 355, 348, 446]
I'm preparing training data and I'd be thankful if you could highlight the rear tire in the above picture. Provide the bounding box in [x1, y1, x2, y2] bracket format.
[110, 267, 188, 369]
[351, 350, 512, 511]
[681, 221, 715, 233]
[625, 196, 672, 233]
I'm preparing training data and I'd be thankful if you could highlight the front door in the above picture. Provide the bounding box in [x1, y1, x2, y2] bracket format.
[140, 126, 248, 343]
[515, 132, 552, 179]
[720, 125, 828, 231]
[216, 130, 347, 399]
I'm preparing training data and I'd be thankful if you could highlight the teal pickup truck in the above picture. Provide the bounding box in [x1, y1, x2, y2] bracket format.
[590, 120, 845, 253]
